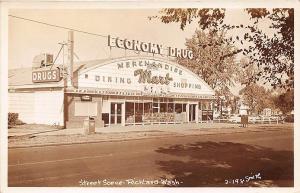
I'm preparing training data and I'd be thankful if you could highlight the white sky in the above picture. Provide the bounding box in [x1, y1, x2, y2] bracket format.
[8, 9, 272, 95]
[8, 9, 257, 68]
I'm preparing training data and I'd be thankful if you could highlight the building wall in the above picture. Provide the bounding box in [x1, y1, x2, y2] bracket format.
[9, 92, 36, 123]
[65, 93, 104, 128]
[9, 90, 64, 125]
[8, 57, 215, 129]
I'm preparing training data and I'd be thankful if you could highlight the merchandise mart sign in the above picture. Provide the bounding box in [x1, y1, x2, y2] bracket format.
[108, 35, 193, 59]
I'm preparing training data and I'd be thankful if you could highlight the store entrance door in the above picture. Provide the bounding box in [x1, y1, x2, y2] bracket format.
[189, 104, 196, 122]
[110, 103, 122, 125]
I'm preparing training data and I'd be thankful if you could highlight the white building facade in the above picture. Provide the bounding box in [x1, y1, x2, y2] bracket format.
[9, 56, 216, 128]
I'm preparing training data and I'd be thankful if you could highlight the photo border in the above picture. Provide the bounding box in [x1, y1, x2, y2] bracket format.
[1, 1, 299, 193]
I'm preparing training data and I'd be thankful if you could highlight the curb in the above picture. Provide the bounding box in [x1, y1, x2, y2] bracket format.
[8, 127, 290, 149]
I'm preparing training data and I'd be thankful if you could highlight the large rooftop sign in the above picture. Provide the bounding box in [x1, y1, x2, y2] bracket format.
[108, 35, 193, 59]
[76, 57, 214, 98]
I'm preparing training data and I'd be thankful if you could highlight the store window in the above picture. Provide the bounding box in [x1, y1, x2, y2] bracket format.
[160, 103, 167, 113]
[198, 102, 202, 110]
[144, 102, 152, 114]
[167, 103, 174, 113]
[207, 102, 212, 110]
[122, 98, 192, 124]
[182, 104, 187, 112]
[201, 101, 211, 110]
[174, 103, 186, 122]
[153, 102, 159, 113]
[143, 102, 152, 123]
[175, 103, 183, 113]
[202, 102, 208, 110]
[135, 103, 143, 123]
[125, 102, 134, 124]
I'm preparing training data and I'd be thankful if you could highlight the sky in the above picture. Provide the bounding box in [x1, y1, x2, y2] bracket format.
[8, 9, 269, 95]
[9, 9, 257, 68]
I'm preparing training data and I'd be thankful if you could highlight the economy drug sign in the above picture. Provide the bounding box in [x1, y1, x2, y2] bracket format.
[108, 35, 193, 59]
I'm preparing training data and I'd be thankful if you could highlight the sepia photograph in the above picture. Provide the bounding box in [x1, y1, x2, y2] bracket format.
[1, 2, 296, 191]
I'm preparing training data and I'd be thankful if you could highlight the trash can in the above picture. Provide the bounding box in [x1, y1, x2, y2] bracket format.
[83, 116, 95, 134]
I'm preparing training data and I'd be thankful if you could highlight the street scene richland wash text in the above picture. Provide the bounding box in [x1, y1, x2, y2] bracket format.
[79, 178, 182, 187]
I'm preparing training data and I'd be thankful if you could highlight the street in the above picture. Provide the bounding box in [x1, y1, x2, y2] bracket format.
[8, 127, 293, 187]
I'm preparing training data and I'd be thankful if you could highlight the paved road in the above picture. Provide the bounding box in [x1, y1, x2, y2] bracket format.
[8, 128, 293, 187]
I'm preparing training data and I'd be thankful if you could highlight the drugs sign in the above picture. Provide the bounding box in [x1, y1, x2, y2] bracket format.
[32, 69, 61, 83]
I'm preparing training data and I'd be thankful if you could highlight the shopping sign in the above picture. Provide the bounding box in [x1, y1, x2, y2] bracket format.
[32, 69, 61, 83]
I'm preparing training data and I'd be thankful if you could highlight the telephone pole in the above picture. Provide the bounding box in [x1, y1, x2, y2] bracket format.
[67, 31, 74, 88]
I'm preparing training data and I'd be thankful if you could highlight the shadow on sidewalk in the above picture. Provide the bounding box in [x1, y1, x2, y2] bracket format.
[155, 141, 293, 187]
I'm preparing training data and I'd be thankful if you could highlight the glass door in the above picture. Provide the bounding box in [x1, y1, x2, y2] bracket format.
[110, 103, 122, 125]
[189, 104, 196, 122]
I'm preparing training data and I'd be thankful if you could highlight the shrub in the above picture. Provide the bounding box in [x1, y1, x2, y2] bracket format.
[284, 114, 294, 123]
[8, 113, 19, 127]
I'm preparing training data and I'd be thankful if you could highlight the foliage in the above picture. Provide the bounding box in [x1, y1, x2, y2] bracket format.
[239, 83, 275, 114]
[153, 8, 225, 31]
[152, 8, 294, 89]
[237, 57, 260, 86]
[177, 29, 239, 95]
[273, 89, 294, 114]
[244, 9, 294, 89]
[284, 114, 294, 122]
[8, 113, 19, 127]
[228, 96, 240, 114]
[8, 112, 25, 128]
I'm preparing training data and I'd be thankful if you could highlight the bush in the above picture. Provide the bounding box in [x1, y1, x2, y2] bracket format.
[8, 113, 19, 127]
[284, 114, 294, 123]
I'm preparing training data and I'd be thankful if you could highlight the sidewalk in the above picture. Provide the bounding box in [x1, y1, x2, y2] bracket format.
[9, 123, 239, 137]
[8, 123, 292, 148]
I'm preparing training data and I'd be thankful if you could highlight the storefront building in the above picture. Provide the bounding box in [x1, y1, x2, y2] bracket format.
[9, 56, 216, 128]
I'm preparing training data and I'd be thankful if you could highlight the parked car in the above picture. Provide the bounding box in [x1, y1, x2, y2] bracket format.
[228, 114, 241, 123]
[248, 116, 259, 123]
[215, 115, 230, 119]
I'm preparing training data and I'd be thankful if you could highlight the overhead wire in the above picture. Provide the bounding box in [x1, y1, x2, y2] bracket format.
[9, 14, 107, 38]
[9, 14, 180, 59]
[9, 14, 113, 63]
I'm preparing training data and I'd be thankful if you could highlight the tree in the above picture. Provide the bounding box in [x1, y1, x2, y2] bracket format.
[177, 29, 240, 95]
[229, 96, 240, 114]
[239, 83, 275, 114]
[273, 89, 294, 114]
[237, 57, 260, 86]
[151, 8, 294, 89]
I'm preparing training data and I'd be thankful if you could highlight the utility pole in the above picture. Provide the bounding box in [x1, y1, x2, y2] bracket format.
[220, 97, 223, 117]
[67, 31, 74, 88]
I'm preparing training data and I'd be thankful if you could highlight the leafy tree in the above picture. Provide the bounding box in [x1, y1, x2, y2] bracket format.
[237, 57, 260, 86]
[229, 96, 240, 114]
[273, 89, 294, 114]
[152, 8, 294, 89]
[177, 29, 240, 95]
[239, 83, 275, 114]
